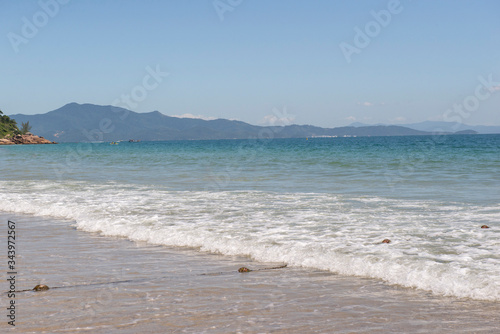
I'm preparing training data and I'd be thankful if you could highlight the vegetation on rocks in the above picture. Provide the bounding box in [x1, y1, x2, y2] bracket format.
[0, 109, 20, 138]
[0, 109, 56, 145]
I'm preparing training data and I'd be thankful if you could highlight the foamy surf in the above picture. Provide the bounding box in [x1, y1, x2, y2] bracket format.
[1, 179, 499, 301]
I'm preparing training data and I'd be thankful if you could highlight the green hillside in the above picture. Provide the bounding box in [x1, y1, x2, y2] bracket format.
[0, 109, 20, 138]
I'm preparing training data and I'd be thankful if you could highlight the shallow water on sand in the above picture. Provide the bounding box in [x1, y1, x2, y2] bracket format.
[2, 213, 499, 333]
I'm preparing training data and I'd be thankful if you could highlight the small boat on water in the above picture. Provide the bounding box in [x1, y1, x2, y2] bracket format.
[128, 139, 141, 142]
[110, 141, 119, 145]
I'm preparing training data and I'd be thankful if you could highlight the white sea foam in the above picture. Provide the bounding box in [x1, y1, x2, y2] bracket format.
[1, 180, 499, 301]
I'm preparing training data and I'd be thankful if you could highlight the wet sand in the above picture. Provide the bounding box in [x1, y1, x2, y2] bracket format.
[1, 212, 499, 333]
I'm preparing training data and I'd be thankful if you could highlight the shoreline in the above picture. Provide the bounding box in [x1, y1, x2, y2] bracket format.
[1, 212, 499, 333]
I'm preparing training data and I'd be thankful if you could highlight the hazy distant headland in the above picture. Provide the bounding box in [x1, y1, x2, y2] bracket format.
[8, 103, 496, 143]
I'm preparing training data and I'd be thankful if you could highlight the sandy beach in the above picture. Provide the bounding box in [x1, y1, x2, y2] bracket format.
[1, 212, 498, 333]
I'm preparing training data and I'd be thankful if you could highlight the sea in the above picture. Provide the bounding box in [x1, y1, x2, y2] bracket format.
[1, 134, 499, 332]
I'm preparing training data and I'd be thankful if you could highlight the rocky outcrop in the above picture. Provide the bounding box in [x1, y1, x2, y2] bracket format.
[0, 133, 57, 145]
[0, 138, 15, 145]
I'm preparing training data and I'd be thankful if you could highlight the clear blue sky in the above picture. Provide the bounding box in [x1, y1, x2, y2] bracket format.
[1, 0, 499, 127]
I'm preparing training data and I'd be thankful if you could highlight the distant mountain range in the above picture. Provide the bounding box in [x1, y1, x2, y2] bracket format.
[8, 103, 492, 143]
[350, 121, 500, 135]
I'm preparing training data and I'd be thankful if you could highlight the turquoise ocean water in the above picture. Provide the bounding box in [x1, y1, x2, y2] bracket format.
[1, 134, 499, 301]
